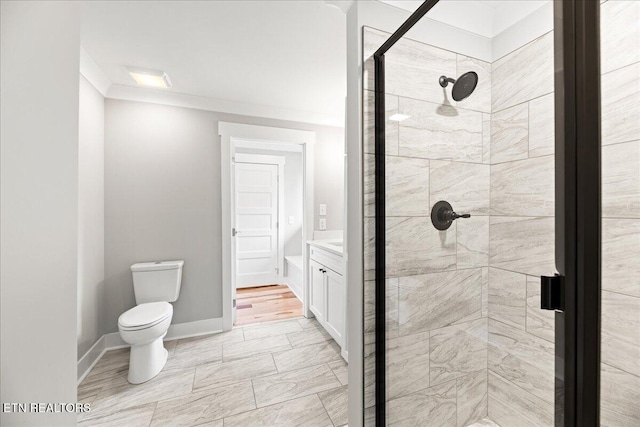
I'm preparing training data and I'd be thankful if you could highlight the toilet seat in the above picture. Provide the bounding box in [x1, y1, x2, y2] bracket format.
[118, 302, 172, 331]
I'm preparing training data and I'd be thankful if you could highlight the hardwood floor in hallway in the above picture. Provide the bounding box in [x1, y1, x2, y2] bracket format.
[235, 284, 303, 326]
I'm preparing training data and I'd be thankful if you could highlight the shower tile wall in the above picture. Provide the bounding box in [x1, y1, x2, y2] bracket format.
[599, 1, 640, 426]
[486, 30, 556, 427]
[363, 27, 491, 427]
[363, 1, 639, 423]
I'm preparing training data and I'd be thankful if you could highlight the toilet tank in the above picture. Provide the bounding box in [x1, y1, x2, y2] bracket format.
[131, 260, 184, 304]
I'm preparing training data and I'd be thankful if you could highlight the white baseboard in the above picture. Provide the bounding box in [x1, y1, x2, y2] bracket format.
[77, 317, 223, 384]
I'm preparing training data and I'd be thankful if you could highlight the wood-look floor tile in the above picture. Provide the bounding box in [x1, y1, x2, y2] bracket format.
[193, 353, 277, 391]
[243, 319, 304, 341]
[252, 363, 340, 408]
[150, 381, 255, 426]
[78, 402, 156, 427]
[90, 367, 195, 415]
[223, 335, 291, 361]
[318, 386, 349, 427]
[222, 394, 332, 427]
[272, 341, 342, 373]
[328, 359, 348, 386]
[286, 326, 332, 348]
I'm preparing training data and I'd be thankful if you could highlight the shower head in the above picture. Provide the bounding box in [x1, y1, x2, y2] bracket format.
[439, 71, 478, 101]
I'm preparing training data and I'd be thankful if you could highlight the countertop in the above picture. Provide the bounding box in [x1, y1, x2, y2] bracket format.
[307, 239, 344, 256]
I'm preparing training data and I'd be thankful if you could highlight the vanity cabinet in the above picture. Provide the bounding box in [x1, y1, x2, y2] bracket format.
[308, 245, 345, 352]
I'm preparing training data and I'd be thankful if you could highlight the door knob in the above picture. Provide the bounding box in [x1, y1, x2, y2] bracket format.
[431, 200, 470, 230]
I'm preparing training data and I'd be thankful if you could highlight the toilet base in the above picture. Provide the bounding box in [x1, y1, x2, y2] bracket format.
[127, 336, 168, 384]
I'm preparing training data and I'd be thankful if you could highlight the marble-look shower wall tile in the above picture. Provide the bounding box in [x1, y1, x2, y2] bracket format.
[430, 160, 490, 215]
[364, 217, 375, 281]
[364, 154, 375, 218]
[399, 97, 483, 163]
[602, 62, 640, 146]
[364, 343, 376, 409]
[490, 103, 528, 163]
[482, 113, 491, 163]
[526, 275, 554, 343]
[490, 155, 555, 217]
[398, 269, 482, 336]
[386, 216, 456, 277]
[489, 216, 555, 277]
[488, 371, 553, 427]
[363, 90, 399, 155]
[601, 290, 640, 376]
[384, 35, 457, 105]
[364, 279, 399, 345]
[488, 319, 555, 405]
[386, 331, 430, 400]
[386, 156, 430, 216]
[491, 32, 554, 113]
[456, 216, 489, 269]
[488, 268, 526, 330]
[602, 140, 640, 218]
[481, 267, 488, 318]
[430, 318, 487, 386]
[600, 0, 640, 74]
[528, 93, 555, 157]
[457, 55, 491, 113]
[387, 380, 457, 427]
[600, 362, 640, 427]
[602, 218, 640, 297]
[456, 369, 488, 427]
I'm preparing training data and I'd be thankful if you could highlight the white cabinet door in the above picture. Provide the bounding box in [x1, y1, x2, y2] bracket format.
[309, 260, 325, 323]
[324, 268, 345, 347]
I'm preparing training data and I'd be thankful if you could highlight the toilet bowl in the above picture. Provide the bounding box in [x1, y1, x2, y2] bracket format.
[118, 301, 173, 384]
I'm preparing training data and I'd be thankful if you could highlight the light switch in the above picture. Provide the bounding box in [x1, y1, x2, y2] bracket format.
[319, 218, 327, 230]
[288, 216, 294, 225]
[319, 204, 327, 216]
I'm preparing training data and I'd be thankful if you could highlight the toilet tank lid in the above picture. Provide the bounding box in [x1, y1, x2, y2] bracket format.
[131, 260, 184, 272]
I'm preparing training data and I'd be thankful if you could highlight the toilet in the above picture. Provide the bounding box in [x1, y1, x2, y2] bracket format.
[118, 260, 184, 384]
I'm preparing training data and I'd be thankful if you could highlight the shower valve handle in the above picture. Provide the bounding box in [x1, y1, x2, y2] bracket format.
[431, 200, 470, 230]
[446, 211, 471, 220]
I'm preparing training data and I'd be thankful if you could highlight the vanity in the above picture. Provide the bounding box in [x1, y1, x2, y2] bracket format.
[307, 239, 346, 360]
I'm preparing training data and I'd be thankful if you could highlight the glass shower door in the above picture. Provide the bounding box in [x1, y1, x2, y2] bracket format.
[599, 1, 640, 425]
[362, 1, 558, 423]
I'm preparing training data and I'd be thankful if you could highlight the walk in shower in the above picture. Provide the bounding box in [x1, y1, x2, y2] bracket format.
[362, 0, 639, 425]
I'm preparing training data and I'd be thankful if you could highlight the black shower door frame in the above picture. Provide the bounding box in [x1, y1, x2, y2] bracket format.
[371, 0, 601, 425]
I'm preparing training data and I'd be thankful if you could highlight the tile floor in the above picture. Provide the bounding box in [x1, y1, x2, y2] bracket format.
[78, 317, 347, 427]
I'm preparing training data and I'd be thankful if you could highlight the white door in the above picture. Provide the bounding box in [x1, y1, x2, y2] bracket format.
[234, 162, 279, 288]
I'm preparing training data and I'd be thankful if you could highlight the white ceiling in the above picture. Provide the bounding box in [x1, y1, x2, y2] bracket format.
[80, 1, 346, 126]
[380, 0, 549, 38]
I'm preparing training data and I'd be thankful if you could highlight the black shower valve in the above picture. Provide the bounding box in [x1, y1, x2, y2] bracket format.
[430, 200, 470, 230]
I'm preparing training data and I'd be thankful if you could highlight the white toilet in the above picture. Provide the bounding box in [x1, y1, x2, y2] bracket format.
[118, 260, 184, 384]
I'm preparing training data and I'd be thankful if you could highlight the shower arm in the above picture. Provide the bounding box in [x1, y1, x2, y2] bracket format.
[439, 76, 456, 88]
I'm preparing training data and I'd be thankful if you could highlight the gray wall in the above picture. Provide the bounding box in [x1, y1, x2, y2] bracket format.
[1, 2, 80, 425]
[104, 99, 344, 333]
[313, 127, 345, 230]
[78, 76, 106, 358]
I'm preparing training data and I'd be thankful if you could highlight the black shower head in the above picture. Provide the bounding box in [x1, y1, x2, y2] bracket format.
[439, 71, 478, 101]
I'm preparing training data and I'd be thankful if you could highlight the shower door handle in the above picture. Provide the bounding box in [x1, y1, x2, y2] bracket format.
[541, 274, 565, 311]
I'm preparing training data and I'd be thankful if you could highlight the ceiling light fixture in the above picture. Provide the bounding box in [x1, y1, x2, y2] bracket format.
[128, 67, 172, 89]
[389, 113, 411, 122]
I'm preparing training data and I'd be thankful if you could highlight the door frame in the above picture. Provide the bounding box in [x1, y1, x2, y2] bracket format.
[219, 122, 315, 331]
[371, 0, 601, 425]
[232, 153, 285, 290]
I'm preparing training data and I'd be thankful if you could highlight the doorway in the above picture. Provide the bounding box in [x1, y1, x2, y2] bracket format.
[220, 122, 315, 330]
